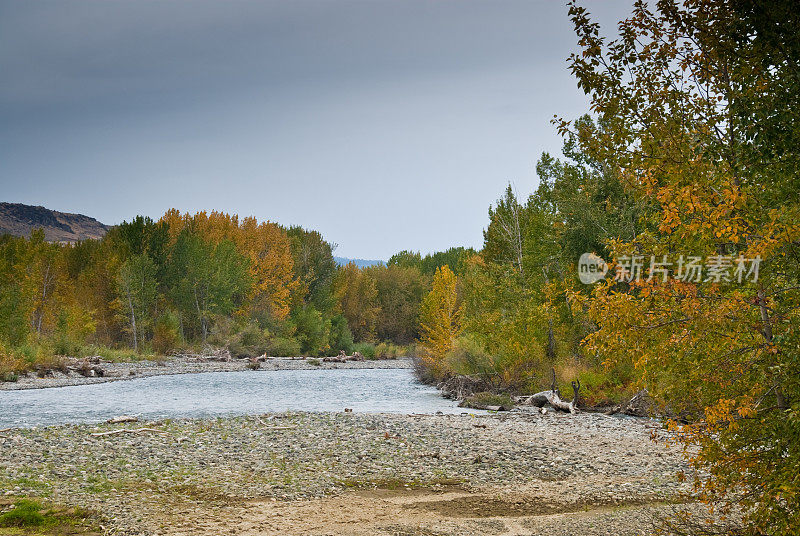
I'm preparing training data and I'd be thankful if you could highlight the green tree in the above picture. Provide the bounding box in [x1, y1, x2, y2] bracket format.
[371, 265, 428, 344]
[167, 233, 250, 341]
[116, 253, 157, 352]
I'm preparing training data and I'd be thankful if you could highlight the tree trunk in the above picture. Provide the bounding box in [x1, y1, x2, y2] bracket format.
[126, 286, 138, 353]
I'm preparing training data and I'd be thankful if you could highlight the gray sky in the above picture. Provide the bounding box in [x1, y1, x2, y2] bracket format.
[0, 1, 632, 259]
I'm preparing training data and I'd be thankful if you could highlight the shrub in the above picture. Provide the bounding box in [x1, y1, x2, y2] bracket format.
[353, 342, 376, 359]
[267, 337, 301, 357]
[445, 335, 494, 378]
[0, 499, 45, 527]
[374, 342, 404, 359]
[227, 322, 268, 358]
[328, 314, 354, 355]
[153, 312, 181, 355]
[291, 306, 330, 356]
[51, 335, 81, 357]
[34, 354, 70, 377]
[1, 371, 19, 383]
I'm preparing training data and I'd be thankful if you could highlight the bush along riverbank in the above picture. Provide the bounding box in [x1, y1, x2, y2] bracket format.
[422, 361, 655, 418]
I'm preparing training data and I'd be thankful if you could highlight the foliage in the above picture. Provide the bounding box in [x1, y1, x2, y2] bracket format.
[418, 265, 461, 378]
[152, 312, 181, 355]
[369, 265, 428, 344]
[266, 336, 301, 358]
[352, 342, 376, 359]
[445, 334, 495, 379]
[388, 247, 475, 275]
[291, 305, 330, 356]
[334, 263, 379, 342]
[327, 314, 354, 355]
[563, 0, 800, 531]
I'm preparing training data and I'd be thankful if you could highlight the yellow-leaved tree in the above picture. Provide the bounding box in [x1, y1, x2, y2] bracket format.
[418, 265, 461, 379]
[564, 1, 800, 532]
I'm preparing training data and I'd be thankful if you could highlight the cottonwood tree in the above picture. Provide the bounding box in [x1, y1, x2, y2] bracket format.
[116, 253, 157, 352]
[564, 0, 800, 531]
[418, 265, 461, 378]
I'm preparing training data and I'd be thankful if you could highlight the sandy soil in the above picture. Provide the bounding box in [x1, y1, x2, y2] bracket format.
[156, 480, 698, 536]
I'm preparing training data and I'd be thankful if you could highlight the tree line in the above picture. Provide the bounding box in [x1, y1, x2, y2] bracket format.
[0, 210, 464, 369]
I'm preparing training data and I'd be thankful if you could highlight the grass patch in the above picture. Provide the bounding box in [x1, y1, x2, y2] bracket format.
[459, 392, 515, 410]
[0, 498, 99, 534]
[0, 499, 45, 527]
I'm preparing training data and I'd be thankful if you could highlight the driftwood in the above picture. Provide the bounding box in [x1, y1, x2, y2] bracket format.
[174, 347, 231, 362]
[106, 415, 139, 424]
[524, 369, 581, 414]
[91, 427, 167, 437]
[71, 359, 106, 377]
[323, 351, 364, 363]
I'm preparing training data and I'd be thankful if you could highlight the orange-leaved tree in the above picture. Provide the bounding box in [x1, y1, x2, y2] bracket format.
[564, 0, 800, 532]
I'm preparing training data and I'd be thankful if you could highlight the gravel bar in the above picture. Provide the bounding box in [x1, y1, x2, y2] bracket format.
[0, 356, 413, 391]
[0, 411, 695, 535]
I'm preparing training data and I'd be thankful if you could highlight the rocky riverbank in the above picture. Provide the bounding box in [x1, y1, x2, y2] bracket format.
[0, 355, 413, 391]
[0, 411, 708, 535]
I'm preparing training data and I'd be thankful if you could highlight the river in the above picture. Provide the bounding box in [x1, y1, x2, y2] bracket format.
[0, 368, 474, 428]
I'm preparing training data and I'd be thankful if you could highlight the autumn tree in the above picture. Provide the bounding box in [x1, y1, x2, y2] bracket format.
[565, 0, 800, 531]
[334, 263, 379, 342]
[418, 265, 461, 378]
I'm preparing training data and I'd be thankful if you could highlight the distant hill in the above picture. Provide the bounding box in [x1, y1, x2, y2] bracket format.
[334, 256, 385, 268]
[0, 202, 110, 242]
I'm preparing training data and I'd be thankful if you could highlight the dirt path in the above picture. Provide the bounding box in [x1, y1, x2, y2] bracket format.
[158, 478, 690, 536]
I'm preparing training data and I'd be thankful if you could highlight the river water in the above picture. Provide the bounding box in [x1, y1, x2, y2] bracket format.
[0, 368, 473, 428]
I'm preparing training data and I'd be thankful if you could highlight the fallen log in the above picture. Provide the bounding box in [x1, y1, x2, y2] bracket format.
[527, 370, 581, 414]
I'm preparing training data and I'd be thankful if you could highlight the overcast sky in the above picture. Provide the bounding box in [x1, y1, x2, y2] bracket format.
[0, 1, 632, 259]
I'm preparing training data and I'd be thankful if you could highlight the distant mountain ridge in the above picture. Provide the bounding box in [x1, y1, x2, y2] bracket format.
[333, 256, 385, 268]
[0, 202, 110, 242]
